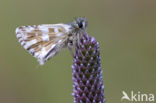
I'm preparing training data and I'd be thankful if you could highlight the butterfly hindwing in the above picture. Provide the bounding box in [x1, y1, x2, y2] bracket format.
[15, 24, 71, 65]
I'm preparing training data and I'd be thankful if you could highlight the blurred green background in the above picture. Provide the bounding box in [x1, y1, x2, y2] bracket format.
[0, 0, 156, 103]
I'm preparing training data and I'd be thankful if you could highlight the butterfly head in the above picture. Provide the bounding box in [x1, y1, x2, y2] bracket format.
[70, 17, 88, 30]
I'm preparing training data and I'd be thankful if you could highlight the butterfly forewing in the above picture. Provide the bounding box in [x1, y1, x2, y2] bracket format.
[15, 24, 72, 65]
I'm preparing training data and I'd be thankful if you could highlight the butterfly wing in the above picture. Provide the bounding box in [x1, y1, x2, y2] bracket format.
[15, 24, 72, 65]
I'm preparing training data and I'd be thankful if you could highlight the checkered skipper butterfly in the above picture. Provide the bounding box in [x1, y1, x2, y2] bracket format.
[15, 17, 88, 65]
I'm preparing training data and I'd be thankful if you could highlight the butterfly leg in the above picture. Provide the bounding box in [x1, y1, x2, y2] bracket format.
[67, 40, 74, 56]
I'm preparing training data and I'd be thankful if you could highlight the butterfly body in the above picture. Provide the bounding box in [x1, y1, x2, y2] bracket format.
[15, 18, 87, 65]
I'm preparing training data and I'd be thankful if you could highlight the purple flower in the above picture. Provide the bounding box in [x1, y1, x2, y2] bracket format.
[72, 33, 105, 103]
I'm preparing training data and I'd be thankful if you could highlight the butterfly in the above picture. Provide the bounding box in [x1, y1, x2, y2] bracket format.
[15, 17, 88, 65]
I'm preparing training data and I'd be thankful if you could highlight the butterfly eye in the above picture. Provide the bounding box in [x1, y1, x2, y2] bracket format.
[78, 22, 83, 28]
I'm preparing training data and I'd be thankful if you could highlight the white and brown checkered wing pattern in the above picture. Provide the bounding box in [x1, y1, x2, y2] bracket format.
[15, 24, 71, 65]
